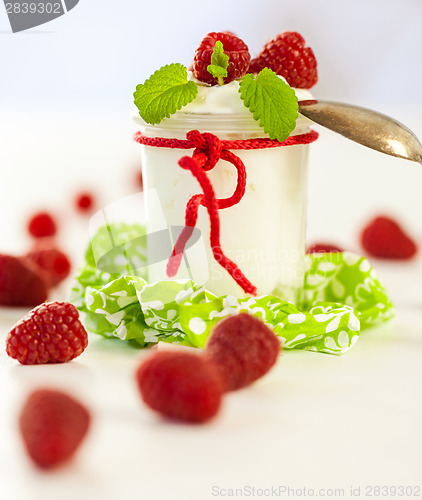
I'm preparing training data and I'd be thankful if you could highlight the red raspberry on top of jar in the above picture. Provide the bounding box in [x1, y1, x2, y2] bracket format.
[249, 31, 318, 89]
[192, 32, 251, 86]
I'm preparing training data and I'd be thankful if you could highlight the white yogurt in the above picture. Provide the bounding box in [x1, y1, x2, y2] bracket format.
[133, 78, 314, 302]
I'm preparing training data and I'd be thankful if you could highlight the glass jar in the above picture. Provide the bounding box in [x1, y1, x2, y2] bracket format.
[133, 109, 312, 303]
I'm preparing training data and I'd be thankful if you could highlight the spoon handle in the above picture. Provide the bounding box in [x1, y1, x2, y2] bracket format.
[298, 99, 422, 165]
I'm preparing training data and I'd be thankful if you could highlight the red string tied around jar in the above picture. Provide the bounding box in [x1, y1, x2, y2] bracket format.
[134, 129, 319, 296]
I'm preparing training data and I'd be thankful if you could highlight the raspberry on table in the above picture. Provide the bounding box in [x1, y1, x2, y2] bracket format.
[249, 31, 318, 89]
[306, 243, 343, 254]
[19, 389, 91, 469]
[204, 313, 281, 391]
[360, 215, 417, 259]
[136, 170, 143, 190]
[25, 240, 71, 287]
[75, 192, 95, 213]
[192, 32, 251, 85]
[27, 211, 57, 238]
[0, 254, 48, 307]
[6, 301, 88, 365]
[135, 350, 223, 423]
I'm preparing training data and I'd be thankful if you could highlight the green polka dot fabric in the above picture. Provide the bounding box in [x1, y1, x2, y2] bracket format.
[70, 223, 394, 355]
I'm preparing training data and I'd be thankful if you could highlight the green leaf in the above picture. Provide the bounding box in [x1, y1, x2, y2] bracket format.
[207, 41, 229, 85]
[133, 63, 198, 125]
[239, 68, 298, 141]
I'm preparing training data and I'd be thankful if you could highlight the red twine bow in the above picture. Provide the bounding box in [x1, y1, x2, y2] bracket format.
[134, 129, 319, 296]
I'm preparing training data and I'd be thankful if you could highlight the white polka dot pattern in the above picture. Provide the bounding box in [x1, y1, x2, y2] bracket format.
[70, 225, 394, 355]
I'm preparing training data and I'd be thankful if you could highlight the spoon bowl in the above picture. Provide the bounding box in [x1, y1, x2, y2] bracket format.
[298, 100, 422, 165]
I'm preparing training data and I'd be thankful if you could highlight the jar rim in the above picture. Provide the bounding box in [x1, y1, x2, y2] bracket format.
[132, 109, 313, 136]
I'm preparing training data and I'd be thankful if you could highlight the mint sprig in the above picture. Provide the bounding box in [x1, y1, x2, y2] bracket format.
[133, 63, 198, 125]
[239, 68, 298, 141]
[207, 41, 229, 86]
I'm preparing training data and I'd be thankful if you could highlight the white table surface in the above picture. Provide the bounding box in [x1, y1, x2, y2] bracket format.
[0, 109, 421, 500]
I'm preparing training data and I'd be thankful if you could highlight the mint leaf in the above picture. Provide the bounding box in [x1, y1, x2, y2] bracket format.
[133, 64, 198, 125]
[207, 41, 229, 85]
[239, 68, 298, 141]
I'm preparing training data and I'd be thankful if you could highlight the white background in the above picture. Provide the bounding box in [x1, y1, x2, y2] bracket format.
[0, 1, 421, 499]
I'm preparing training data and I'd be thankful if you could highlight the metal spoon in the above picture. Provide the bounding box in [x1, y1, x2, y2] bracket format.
[298, 99, 422, 165]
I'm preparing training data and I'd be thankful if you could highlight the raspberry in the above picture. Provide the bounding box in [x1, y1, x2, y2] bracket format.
[306, 243, 343, 254]
[192, 32, 251, 85]
[27, 211, 57, 238]
[6, 301, 88, 365]
[360, 215, 417, 259]
[25, 240, 71, 287]
[204, 313, 281, 391]
[19, 389, 90, 469]
[0, 254, 48, 307]
[136, 170, 143, 190]
[250, 31, 318, 89]
[135, 350, 223, 423]
[75, 192, 95, 213]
